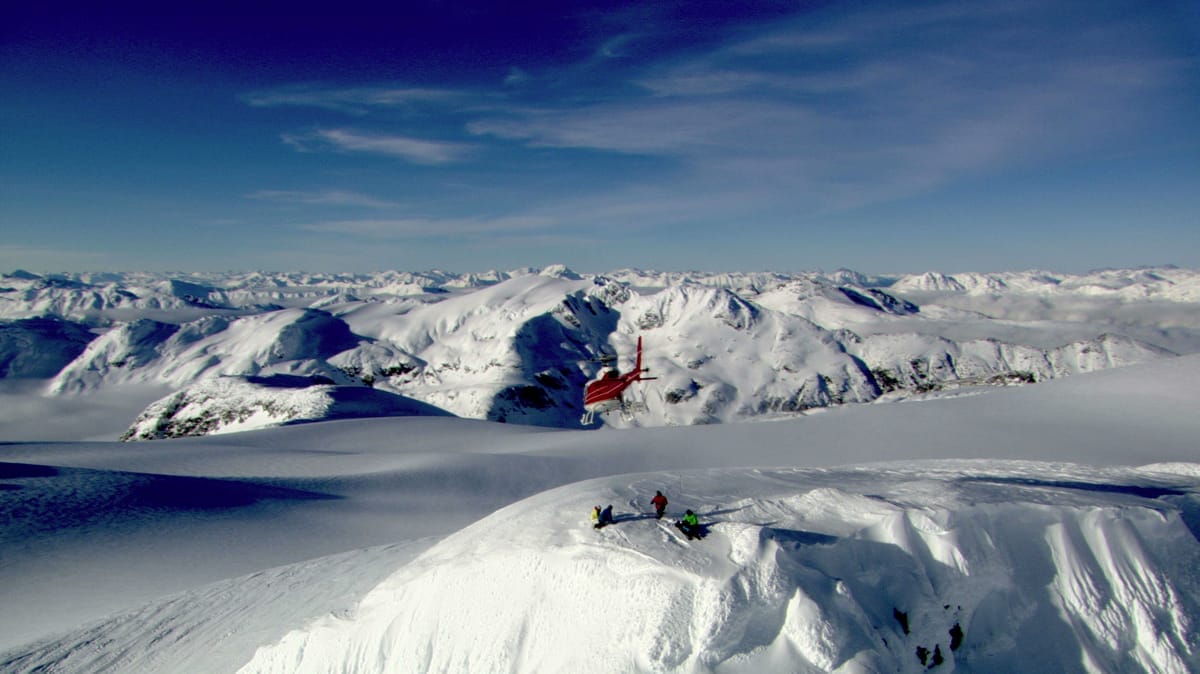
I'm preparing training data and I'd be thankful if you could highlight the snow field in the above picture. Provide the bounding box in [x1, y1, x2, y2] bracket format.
[5, 354, 1200, 672]
[239, 465, 1200, 674]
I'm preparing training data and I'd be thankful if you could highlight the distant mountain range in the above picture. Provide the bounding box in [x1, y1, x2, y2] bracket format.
[2, 266, 1196, 437]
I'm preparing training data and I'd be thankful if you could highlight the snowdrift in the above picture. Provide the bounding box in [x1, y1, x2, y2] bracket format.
[241, 463, 1200, 674]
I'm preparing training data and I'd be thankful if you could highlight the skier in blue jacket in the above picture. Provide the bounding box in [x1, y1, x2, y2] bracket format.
[594, 504, 614, 529]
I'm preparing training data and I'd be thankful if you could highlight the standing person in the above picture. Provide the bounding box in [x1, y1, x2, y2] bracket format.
[650, 490, 668, 519]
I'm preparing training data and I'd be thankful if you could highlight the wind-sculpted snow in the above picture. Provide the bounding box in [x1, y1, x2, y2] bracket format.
[5, 266, 1199, 434]
[240, 464, 1200, 674]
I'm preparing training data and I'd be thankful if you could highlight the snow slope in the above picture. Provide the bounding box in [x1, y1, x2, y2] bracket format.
[2, 355, 1199, 673]
[241, 464, 1200, 674]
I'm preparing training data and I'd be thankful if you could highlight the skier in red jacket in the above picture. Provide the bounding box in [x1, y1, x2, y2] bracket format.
[651, 490, 668, 519]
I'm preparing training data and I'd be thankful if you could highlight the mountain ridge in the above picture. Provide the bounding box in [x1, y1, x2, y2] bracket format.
[2, 266, 1196, 437]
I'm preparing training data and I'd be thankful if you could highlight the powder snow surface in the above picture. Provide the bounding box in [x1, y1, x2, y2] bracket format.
[240, 464, 1200, 674]
[2, 356, 1200, 673]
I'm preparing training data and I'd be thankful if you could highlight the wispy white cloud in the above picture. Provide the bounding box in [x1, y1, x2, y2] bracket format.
[469, 99, 819, 157]
[243, 0, 1193, 246]
[282, 128, 472, 164]
[636, 69, 770, 97]
[597, 33, 640, 59]
[468, 0, 1189, 213]
[504, 67, 531, 86]
[299, 215, 558, 238]
[248, 189, 403, 209]
[727, 1, 1023, 56]
[242, 85, 461, 114]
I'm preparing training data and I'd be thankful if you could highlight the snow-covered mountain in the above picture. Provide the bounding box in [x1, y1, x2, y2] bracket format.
[3, 266, 1198, 437]
[0, 268, 516, 320]
[122, 375, 451, 440]
[890, 266, 1200, 301]
[47, 308, 366, 394]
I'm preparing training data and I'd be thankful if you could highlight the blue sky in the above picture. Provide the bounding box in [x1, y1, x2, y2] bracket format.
[2, 0, 1198, 274]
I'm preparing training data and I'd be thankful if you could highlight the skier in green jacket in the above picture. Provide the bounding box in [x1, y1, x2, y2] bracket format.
[676, 509, 701, 539]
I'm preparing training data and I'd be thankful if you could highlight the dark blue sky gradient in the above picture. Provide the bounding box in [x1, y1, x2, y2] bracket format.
[2, 0, 1197, 273]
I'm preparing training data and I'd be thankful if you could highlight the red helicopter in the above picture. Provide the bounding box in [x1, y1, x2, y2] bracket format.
[581, 336, 656, 425]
